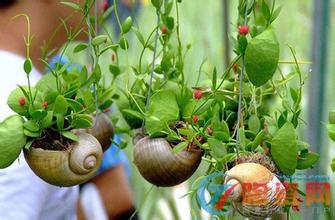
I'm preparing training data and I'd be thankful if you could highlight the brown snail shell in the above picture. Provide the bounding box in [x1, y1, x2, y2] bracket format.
[76, 113, 114, 152]
[224, 163, 286, 218]
[133, 136, 203, 187]
[24, 133, 103, 187]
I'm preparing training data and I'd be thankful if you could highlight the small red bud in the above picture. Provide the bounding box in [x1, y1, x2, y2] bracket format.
[192, 115, 198, 124]
[292, 205, 300, 212]
[207, 127, 213, 135]
[103, 0, 109, 12]
[233, 63, 238, 73]
[112, 53, 116, 62]
[161, 25, 168, 34]
[104, 108, 111, 113]
[193, 89, 203, 100]
[42, 101, 48, 108]
[297, 197, 304, 203]
[238, 25, 249, 35]
[18, 97, 26, 106]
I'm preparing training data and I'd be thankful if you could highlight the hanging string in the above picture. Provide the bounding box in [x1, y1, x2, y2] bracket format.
[235, 0, 249, 158]
[141, 10, 161, 130]
[92, 0, 99, 126]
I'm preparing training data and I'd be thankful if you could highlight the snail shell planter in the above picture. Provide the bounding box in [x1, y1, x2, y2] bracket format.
[134, 137, 203, 187]
[76, 113, 114, 152]
[224, 163, 286, 218]
[24, 132, 103, 187]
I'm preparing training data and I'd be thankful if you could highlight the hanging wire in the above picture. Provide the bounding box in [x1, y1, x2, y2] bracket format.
[93, 0, 99, 126]
[141, 10, 161, 130]
[235, 0, 249, 158]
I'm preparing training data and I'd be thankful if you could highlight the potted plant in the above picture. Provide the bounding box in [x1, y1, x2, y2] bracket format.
[115, 0, 320, 218]
[0, 1, 126, 187]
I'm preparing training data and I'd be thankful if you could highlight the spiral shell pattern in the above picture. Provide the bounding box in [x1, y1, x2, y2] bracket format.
[134, 136, 203, 187]
[24, 133, 102, 187]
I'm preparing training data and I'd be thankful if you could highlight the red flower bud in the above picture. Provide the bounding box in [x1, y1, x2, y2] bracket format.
[233, 63, 239, 73]
[297, 197, 304, 203]
[238, 25, 249, 35]
[192, 115, 198, 124]
[161, 25, 168, 34]
[292, 205, 300, 212]
[207, 127, 213, 135]
[103, 0, 109, 12]
[193, 89, 203, 100]
[112, 53, 116, 62]
[18, 97, 26, 106]
[104, 108, 111, 113]
[42, 101, 48, 108]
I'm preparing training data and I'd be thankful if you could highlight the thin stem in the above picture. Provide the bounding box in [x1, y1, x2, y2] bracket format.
[130, 185, 155, 220]
[235, 0, 249, 158]
[113, 0, 123, 33]
[143, 10, 161, 116]
[175, 0, 184, 84]
[138, 26, 159, 74]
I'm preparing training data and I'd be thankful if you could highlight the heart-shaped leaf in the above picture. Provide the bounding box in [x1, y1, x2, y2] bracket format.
[145, 90, 180, 137]
[270, 122, 297, 175]
[0, 115, 27, 168]
[245, 29, 280, 87]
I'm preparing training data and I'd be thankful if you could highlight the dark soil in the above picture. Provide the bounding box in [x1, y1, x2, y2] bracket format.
[31, 129, 73, 151]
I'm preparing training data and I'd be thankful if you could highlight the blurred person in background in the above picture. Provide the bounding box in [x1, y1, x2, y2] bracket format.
[0, 0, 137, 219]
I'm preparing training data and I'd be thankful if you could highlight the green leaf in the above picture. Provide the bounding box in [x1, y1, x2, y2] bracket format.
[172, 142, 188, 153]
[23, 58, 32, 75]
[132, 27, 145, 46]
[261, 0, 271, 21]
[23, 120, 40, 132]
[53, 95, 68, 115]
[67, 99, 84, 112]
[72, 114, 93, 129]
[24, 140, 34, 150]
[109, 64, 121, 77]
[248, 114, 260, 134]
[56, 114, 65, 130]
[212, 67, 217, 90]
[213, 131, 230, 142]
[40, 111, 53, 129]
[73, 43, 88, 53]
[327, 124, 335, 141]
[270, 122, 297, 175]
[331, 159, 335, 172]
[0, 115, 27, 168]
[121, 16, 133, 34]
[91, 35, 108, 46]
[60, 1, 82, 11]
[145, 90, 180, 137]
[62, 131, 79, 142]
[119, 37, 129, 50]
[31, 110, 47, 121]
[121, 109, 144, 120]
[208, 138, 226, 160]
[270, 6, 282, 23]
[252, 130, 265, 151]
[23, 128, 40, 138]
[93, 63, 102, 82]
[238, 36, 248, 54]
[296, 152, 319, 170]
[329, 111, 335, 124]
[245, 29, 280, 87]
[151, 0, 162, 9]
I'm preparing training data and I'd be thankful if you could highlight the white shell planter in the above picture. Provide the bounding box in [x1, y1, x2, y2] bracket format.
[224, 163, 286, 218]
[24, 133, 103, 187]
